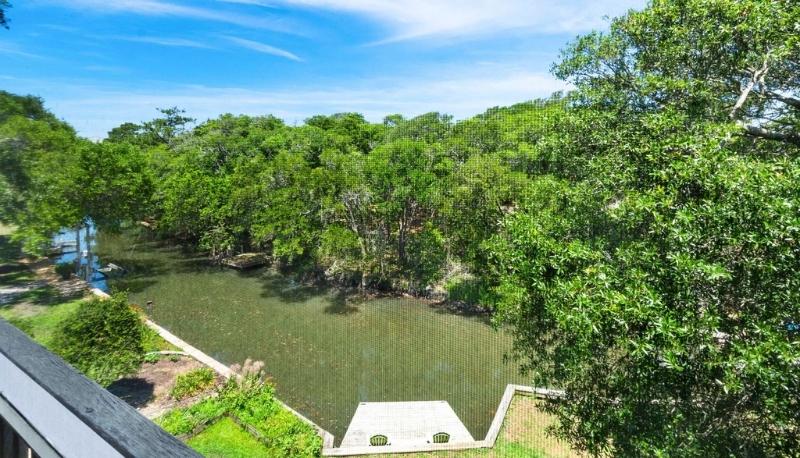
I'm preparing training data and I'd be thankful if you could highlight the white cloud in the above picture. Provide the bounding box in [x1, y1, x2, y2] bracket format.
[112, 35, 215, 49]
[218, 0, 276, 7]
[0, 42, 47, 60]
[270, 0, 645, 42]
[84, 65, 130, 73]
[42, 0, 301, 34]
[6, 65, 567, 139]
[223, 36, 303, 61]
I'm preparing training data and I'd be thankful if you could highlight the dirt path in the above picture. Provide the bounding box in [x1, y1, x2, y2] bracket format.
[108, 356, 222, 420]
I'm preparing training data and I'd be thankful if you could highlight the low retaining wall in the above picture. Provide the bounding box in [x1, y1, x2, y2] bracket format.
[141, 317, 336, 449]
[323, 384, 565, 456]
[89, 287, 336, 448]
[88, 288, 564, 456]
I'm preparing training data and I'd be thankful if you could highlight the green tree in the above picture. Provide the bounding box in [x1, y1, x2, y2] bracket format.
[554, 0, 800, 146]
[487, 1, 800, 455]
[139, 107, 194, 147]
[0, 91, 77, 225]
[0, 1, 10, 29]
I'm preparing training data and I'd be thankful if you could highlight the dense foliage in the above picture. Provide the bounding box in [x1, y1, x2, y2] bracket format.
[51, 293, 145, 386]
[0, 1, 9, 29]
[1, 0, 798, 455]
[1, 89, 551, 294]
[486, 0, 800, 456]
[0, 91, 152, 253]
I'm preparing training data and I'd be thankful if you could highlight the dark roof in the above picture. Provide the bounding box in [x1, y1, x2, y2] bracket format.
[0, 319, 200, 457]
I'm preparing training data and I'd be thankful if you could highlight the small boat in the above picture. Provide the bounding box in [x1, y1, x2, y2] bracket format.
[97, 263, 126, 277]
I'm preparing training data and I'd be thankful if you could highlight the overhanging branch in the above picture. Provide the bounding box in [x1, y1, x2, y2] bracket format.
[765, 91, 800, 110]
[740, 123, 800, 146]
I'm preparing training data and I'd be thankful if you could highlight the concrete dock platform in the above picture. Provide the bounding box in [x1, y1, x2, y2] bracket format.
[340, 401, 474, 448]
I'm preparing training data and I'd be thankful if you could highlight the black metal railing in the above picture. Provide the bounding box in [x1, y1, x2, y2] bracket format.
[1, 414, 40, 458]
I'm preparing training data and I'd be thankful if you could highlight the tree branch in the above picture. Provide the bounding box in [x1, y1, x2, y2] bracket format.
[729, 57, 770, 120]
[740, 123, 800, 146]
[765, 91, 800, 109]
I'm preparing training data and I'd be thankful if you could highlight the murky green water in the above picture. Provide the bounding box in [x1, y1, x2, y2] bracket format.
[96, 231, 527, 443]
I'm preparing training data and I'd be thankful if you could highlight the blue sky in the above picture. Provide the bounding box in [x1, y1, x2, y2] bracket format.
[0, 0, 644, 139]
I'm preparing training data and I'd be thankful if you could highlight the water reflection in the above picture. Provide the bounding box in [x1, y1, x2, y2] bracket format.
[91, 230, 527, 444]
[52, 224, 107, 291]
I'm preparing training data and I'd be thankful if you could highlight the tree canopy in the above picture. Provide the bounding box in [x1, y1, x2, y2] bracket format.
[486, 0, 800, 455]
[0, 1, 10, 29]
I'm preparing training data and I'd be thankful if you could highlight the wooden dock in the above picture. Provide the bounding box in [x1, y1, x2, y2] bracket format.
[340, 401, 474, 448]
[221, 253, 269, 269]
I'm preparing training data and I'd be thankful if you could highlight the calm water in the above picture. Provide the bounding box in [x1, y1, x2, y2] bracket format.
[95, 231, 526, 443]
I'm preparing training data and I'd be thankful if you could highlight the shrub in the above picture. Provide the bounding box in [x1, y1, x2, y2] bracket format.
[171, 367, 216, 400]
[51, 293, 145, 386]
[445, 276, 489, 305]
[257, 408, 321, 457]
[54, 262, 73, 279]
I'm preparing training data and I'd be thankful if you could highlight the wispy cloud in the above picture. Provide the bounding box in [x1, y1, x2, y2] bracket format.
[39, 24, 80, 33]
[84, 65, 130, 73]
[218, 0, 275, 7]
[0, 42, 47, 60]
[271, 0, 645, 42]
[112, 35, 215, 49]
[223, 36, 303, 61]
[43, 0, 302, 34]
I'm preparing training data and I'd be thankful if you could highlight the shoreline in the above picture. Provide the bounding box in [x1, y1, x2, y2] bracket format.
[263, 261, 494, 316]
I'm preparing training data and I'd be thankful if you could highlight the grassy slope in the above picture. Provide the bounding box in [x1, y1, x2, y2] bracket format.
[1, 299, 83, 347]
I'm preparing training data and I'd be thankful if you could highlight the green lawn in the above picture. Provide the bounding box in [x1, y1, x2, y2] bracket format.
[187, 417, 272, 458]
[1, 299, 83, 347]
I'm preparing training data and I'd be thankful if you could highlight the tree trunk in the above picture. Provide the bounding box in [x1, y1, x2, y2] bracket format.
[398, 220, 406, 266]
[74, 225, 81, 273]
[729, 57, 769, 120]
[84, 224, 91, 281]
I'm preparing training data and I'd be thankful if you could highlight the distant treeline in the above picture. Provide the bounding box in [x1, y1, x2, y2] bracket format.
[0, 90, 562, 298]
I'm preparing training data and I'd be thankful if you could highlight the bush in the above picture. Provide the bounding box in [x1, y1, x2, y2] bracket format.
[171, 367, 216, 400]
[445, 276, 489, 305]
[51, 293, 145, 386]
[54, 262, 73, 279]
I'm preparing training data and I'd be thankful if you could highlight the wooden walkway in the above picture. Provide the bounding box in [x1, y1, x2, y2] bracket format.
[340, 401, 474, 448]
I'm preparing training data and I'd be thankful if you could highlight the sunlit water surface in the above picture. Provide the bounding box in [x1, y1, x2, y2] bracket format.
[95, 231, 527, 443]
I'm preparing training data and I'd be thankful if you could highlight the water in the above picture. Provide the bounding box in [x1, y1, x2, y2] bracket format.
[93, 231, 527, 443]
[53, 225, 107, 290]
